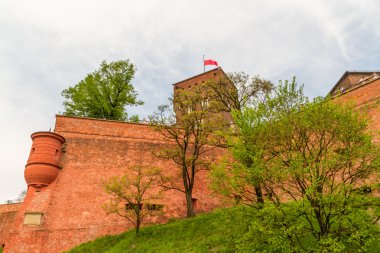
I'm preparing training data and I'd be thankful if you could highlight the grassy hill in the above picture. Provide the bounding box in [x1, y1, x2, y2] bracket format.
[67, 204, 380, 253]
[67, 208, 232, 253]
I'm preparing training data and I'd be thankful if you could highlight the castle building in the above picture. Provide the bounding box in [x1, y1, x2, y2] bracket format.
[329, 71, 380, 144]
[0, 69, 379, 253]
[172, 67, 234, 124]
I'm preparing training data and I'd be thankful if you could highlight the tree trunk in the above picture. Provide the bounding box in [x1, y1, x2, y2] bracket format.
[136, 217, 141, 236]
[185, 191, 195, 217]
[135, 207, 142, 237]
[254, 184, 264, 204]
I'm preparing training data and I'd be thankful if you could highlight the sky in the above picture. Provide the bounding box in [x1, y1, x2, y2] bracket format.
[1, 0, 380, 203]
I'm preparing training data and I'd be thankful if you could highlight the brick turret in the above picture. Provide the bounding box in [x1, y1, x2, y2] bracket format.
[24, 132, 65, 187]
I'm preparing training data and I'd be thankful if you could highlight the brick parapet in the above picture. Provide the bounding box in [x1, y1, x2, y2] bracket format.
[0, 203, 22, 213]
[55, 115, 165, 142]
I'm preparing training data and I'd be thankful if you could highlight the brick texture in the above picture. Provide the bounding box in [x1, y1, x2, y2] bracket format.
[4, 116, 224, 253]
[0, 203, 22, 248]
[332, 78, 380, 144]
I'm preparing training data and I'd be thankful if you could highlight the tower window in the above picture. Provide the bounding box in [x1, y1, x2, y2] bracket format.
[201, 98, 209, 109]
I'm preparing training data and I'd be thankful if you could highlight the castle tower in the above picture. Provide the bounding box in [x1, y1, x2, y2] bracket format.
[24, 132, 66, 187]
[172, 67, 234, 124]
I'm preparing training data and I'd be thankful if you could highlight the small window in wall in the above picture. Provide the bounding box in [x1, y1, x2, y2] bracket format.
[230, 121, 235, 131]
[24, 212, 43, 225]
[125, 203, 142, 210]
[201, 98, 209, 109]
[146, 204, 164, 211]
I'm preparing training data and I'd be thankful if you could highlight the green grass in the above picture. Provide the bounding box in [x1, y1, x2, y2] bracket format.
[67, 204, 380, 253]
[67, 209, 231, 253]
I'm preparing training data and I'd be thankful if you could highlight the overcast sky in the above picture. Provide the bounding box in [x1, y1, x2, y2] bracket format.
[1, 0, 380, 203]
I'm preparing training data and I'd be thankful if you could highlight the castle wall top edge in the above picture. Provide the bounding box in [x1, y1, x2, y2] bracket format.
[54, 115, 165, 142]
[31, 131, 66, 143]
[172, 67, 226, 87]
[0, 202, 23, 208]
[55, 114, 152, 126]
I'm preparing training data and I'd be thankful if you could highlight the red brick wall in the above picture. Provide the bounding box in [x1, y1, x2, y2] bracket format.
[333, 78, 380, 144]
[0, 203, 22, 248]
[4, 116, 224, 253]
[332, 79, 380, 196]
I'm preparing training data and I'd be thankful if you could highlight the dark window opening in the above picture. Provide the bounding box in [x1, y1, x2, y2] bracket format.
[146, 204, 164, 211]
[125, 203, 142, 210]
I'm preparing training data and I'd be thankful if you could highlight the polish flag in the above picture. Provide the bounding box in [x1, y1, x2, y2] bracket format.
[204, 59, 218, 66]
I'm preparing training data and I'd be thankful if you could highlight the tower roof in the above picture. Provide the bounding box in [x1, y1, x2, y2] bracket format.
[172, 67, 230, 89]
[329, 71, 380, 96]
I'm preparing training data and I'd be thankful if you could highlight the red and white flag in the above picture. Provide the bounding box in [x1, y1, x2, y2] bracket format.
[204, 59, 218, 66]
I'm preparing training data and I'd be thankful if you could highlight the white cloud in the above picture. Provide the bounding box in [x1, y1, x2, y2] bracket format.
[1, 0, 380, 202]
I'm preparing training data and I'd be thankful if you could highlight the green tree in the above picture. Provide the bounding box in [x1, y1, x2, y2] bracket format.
[150, 83, 225, 217]
[211, 79, 298, 206]
[102, 166, 162, 236]
[62, 60, 143, 121]
[212, 79, 380, 249]
[205, 72, 273, 113]
[266, 96, 380, 241]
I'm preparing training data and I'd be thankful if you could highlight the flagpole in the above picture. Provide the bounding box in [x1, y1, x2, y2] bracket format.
[203, 54, 205, 73]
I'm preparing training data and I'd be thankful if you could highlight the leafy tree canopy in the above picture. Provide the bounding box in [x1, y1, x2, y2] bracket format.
[212, 77, 380, 249]
[61, 60, 143, 121]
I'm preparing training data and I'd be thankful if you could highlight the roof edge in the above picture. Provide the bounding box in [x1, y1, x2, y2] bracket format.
[172, 67, 228, 86]
[329, 71, 380, 94]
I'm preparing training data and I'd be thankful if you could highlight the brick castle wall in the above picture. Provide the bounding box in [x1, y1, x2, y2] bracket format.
[4, 116, 224, 253]
[0, 203, 22, 248]
[332, 78, 380, 143]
